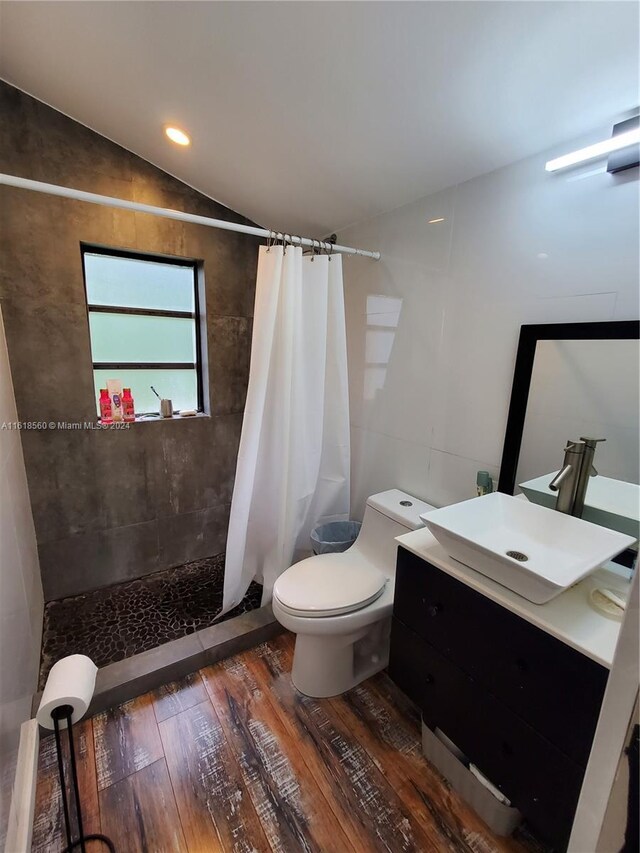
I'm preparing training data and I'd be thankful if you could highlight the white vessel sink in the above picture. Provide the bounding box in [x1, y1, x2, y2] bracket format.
[520, 472, 640, 540]
[420, 492, 635, 604]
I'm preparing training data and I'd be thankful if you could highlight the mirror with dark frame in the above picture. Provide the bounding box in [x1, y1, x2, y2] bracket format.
[498, 321, 640, 555]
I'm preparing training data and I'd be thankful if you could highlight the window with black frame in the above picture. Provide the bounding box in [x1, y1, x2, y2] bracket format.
[82, 247, 203, 416]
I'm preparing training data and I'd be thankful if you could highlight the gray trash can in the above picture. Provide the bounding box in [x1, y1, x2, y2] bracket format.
[310, 521, 362, 555]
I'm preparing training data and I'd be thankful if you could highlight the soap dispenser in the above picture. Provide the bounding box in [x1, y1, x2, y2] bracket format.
[476, 471, 493, 496]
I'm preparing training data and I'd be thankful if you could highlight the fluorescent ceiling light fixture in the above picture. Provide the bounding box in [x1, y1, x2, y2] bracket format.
[165, 126, 191, 146]
[545, 128, 640, 172]
[428, 217, 445, 223]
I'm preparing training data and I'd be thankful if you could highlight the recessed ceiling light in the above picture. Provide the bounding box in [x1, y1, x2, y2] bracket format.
[165, 126, 191, 146]
[428, 217, 445, 224]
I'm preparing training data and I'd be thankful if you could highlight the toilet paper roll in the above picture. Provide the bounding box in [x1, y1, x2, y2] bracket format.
[37, 655, 97, 730]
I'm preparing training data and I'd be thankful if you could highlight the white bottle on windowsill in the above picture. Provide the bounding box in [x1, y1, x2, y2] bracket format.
[107, 379, 123, 422]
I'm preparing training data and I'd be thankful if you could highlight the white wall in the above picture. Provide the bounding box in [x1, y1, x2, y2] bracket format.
[0, 306, 43, 847]
[597, 696, 638, 851]
[337, 120, 639, 517]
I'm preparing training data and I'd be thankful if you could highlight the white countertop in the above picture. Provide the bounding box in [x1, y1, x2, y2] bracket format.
[395, 527, 629, 669]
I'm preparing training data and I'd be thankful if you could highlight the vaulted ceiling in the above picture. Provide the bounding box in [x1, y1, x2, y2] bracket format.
[0, 1, 638, 235]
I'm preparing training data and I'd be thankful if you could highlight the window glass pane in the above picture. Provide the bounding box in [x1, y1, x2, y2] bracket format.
[89, 313, 196, 364]
[84, 253, 195, 312]
[93, 369, 198, 415]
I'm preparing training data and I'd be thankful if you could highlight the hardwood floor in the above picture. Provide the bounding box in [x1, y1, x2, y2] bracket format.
[32, 633, 540, 853]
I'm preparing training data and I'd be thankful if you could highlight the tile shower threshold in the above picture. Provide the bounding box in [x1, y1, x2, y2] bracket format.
[32, 604, 282, 722]
[39, 555, 264, 685]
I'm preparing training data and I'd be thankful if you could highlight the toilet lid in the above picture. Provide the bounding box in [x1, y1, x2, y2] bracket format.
[273, 555, 387, 618]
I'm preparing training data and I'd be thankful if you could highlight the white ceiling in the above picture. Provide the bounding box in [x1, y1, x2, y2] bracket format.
[0, 2, 638, 236]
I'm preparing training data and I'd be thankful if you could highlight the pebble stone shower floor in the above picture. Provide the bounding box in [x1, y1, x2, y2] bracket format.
[39, 554, 263, 689]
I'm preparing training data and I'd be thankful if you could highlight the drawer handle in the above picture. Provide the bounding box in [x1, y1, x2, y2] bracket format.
[515, 658, 529, 673]
[427, 603, 443, 617]
[424, 674, 435, 685]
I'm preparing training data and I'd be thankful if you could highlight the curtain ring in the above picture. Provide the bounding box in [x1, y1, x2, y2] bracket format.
[266, 230, 274, 252]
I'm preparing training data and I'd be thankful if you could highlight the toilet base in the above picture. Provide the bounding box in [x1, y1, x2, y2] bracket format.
[291, 618, 391, 698]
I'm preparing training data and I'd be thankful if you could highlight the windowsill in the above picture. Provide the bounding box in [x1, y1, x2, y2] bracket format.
[98, 412, 210, 425]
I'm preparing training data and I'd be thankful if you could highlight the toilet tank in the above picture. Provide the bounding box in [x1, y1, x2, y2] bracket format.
[354, 489, 437, 576]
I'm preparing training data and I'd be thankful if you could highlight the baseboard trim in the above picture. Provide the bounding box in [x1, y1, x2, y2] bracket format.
[4, 719, 39, 853]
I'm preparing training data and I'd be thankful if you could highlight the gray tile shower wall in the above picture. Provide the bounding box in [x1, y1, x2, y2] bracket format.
[0, 82, 260, 600]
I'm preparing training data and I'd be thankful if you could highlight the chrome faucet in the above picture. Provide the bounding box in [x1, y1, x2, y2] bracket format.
[549, 437, 605, 516]
[573, 437, 606, 516]
[549, 441, 585, 514]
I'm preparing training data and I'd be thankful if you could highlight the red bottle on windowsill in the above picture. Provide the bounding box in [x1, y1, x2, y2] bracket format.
[122, 388, 136, 423]
[99, 388, 113, 423]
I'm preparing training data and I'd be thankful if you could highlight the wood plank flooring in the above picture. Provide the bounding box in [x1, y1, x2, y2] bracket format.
[32, 633, 540, 853]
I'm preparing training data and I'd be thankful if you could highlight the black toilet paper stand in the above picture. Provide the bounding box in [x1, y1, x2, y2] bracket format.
[51, 705, 115, 853]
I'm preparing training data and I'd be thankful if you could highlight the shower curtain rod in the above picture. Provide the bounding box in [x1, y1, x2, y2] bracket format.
[0, 173, 381, 260]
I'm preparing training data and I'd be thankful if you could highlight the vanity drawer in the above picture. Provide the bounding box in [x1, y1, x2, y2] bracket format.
[394, 547, 608, 767]
[389, 618, 583, 850]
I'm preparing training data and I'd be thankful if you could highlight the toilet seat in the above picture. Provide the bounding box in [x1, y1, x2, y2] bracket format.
[273, 556, 387, 618]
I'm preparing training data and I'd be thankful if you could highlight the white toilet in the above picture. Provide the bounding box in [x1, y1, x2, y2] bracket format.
[272, 489, 436, 697]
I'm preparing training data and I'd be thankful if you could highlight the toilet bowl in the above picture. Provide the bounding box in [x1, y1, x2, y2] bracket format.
[272, 489, 436, 697]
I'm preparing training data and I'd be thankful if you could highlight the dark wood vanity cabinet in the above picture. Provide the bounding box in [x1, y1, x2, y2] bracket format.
[389, 546, 609, 851]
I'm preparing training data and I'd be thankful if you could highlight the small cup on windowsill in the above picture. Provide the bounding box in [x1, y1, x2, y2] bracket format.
[160, 399, 173, 418]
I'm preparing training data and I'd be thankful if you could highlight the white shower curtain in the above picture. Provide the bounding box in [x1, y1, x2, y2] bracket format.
[223, 245, 350, 611]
